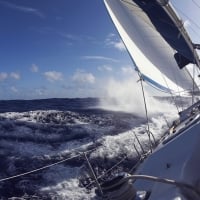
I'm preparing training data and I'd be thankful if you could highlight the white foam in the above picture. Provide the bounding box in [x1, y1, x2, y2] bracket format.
[0, 104, 178, 199]
[40, 165, 96, 200]
[99, 78, 178, 117]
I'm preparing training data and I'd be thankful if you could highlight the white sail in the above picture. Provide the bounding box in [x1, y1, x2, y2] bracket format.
[100, 1, 200, 200]
[104, 0, 200, 94]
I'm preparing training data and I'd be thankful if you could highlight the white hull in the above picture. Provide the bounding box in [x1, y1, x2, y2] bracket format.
[102, 0, 200, 199]
[134, 102, 200, 199]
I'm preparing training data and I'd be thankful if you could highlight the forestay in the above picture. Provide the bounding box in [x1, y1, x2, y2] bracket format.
[104, 0, 200, 94]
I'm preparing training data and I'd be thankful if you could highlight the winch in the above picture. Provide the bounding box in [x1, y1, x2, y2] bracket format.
[97, 174, 150, 200]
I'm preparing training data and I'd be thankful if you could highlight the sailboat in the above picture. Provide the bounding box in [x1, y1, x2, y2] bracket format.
[97, 0, 200, 199]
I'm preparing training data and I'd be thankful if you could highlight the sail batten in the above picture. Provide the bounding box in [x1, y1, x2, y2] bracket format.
[104, 0, 200, 94]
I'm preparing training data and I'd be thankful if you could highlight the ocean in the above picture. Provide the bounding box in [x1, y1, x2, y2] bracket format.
[0, 97, 179, 199]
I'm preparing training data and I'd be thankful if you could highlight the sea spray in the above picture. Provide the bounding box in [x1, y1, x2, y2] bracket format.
[0, 98, 180, 199]
[99, 77, 178, 117]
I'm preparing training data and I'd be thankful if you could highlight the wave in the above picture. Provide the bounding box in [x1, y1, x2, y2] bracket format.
[0, 98, 179, 199]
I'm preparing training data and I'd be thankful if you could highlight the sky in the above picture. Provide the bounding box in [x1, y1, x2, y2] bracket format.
[0, 0, 200, 100]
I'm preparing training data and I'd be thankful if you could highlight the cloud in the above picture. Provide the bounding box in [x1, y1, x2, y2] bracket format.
[0, 0, 45, 18]
[107, 33, 116, 38]
[58, 32, 81, 41]
[10, 86, 18, 93]
[72, 70, 95, 84]
[0, 72, 21, 81]
[105, 33, 126, 51]
[30, 64, 39, 73]
[113, 40, 126, 51]
[0, 72, 8, 81]
[82, 56, 118, 62]
[58, 32, 96, 43]
[44, 71, 63, 82]
[10, 72, 20, 80]
[121, 66, 135, 75]
[98, 65, 113, 72]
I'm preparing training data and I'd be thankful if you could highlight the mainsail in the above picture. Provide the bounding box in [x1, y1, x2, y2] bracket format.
[104, 0, 200, 94]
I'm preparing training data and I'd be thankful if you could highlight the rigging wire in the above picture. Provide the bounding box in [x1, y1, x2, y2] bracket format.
[192, 63, 196, 105]
[0, 154, 81, 183]
[133, 142, 141, 158]
[85, 130, 152, 188]
[0, 148, 97, 183]
[137, 72, 154, 152]
[84, 152, 103, 196]
[85, 156, 128, 189]
[173, 5, 200, 31]
[132, 130, 145, 154]
[144, 79, 200, 96]
[159, 70, 181, 113]
[187, 24, 200, 42]
[103, 174, 200, 198]
[123, 0, 200, 49]
[190, 44, 200, 105]
[192, 0, 200, 10]
[119, 0, 199, 104]
[121, 0, 198, 113]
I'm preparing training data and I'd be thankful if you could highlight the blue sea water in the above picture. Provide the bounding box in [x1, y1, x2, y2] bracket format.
[0, 97, 177, 199]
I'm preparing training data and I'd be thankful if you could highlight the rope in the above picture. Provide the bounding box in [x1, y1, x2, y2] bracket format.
[0, 154, 81, 182]
[0, 147, 98, 183]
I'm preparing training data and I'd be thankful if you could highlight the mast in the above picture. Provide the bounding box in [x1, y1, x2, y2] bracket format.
[160, 1, 200, 70]
[104, 0, 200, 94]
